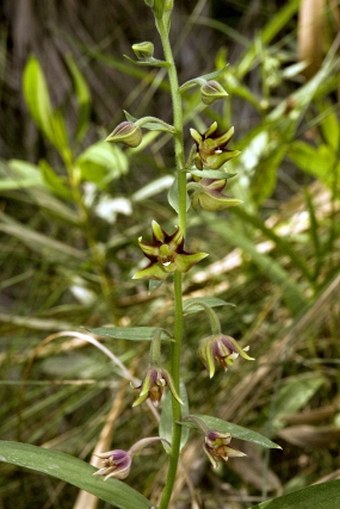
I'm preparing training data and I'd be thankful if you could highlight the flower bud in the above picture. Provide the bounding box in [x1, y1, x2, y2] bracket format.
[191, 178, 243, 211]
[132, 41, 155, 60]
[106, 121, 142, 148]
[200, 80, 228, 105]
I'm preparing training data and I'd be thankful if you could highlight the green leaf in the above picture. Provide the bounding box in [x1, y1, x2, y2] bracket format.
[317, 101, 339, 151]
[186, 415, 282, 450]
[183, 297, 234, 315]
[76, 142, 128, 186]
[250, 145, 286, 206]
[124, 54, 170, 68]
[159, 383, 190, 453]
[23, 56, 70, 156]
[65, 54, 91, 141]
[270, 373, 325, 430]
[23, 55, 54, 141]
[180, 67, 226, 92]
[0, 211, 84, 262]
[124, 111, 174, 133]
[167, 175, 190, 213]
[88, 326, 171, 341]
[0, 159, 44, 191]
[288, 141, 338, 190]
[0, 441, 151, 509]
[251, 480, 340, 509]
[209, 220, 307, 314]
[38, 160, 71, 199]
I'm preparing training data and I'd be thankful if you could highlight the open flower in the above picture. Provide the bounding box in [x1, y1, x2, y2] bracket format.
[190, 122, 240, 169]
[133, 220, 208, 280]
[93, 449, 132, 480]
[204, 430, 246, 469]
[190, 178, 242, 211]
[93, 437, 169, 481]
[198, 334, 254, 378]
[133, 366, 182, 407]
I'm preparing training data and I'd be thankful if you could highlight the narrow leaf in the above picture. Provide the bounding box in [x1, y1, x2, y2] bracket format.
[65, 54, 91, 141]
[0, 441, 151, 509]
[180, 67, 226, 92]
[187, 415, 282, 450]
[159, 383, 190, 453]
[88, 326, 171, 341]
[270, 373, 325, 430]
[168, 175, 190, 213]
[23, 55, 54, 141]
[252, 480, 340, 509]
[183, 297, 234, 315]
[124, 54, 170, 68]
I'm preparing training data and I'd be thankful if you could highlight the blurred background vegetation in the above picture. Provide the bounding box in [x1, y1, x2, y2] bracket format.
[0, 0, 339, 508]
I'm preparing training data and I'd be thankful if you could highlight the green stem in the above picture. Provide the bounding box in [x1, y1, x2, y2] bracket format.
[157, 14, 186, 509]
[158, 19, 186, 234]
[159, 271, 184, 509]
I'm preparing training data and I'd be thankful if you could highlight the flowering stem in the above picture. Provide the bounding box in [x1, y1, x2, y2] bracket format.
[157, 18, 186, 234]
[157, 13, 186, 509]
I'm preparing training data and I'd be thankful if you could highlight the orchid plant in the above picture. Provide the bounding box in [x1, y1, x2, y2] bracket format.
[91, 1, 279, 507]
[0, 2, 283, 508]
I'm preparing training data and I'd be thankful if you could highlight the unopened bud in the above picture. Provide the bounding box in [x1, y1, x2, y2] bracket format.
[106, 121, 142, 148]
[200, 80, 228, 105]
[132, 41, 154, 60]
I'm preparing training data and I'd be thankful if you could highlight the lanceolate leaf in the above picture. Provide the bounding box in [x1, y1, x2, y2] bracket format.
[186, 415, 282, 450]
[0, 441, 151, 509]
[183, 297, 235, 315]
[88, 326, 171, 341]
[251, 480, 340, 509]
[65, 54, 91, 141]
[159, 383, 190, 453]
[23, 55, 54, 141]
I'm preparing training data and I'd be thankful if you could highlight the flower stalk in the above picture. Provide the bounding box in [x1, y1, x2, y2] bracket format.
[156, 13, 186, 509]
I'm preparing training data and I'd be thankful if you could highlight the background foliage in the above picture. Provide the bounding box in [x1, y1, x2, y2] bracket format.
[0, 0, 339, 508]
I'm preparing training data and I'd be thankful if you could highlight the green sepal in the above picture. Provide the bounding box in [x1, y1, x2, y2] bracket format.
[175, 252, 209, 272]
[132, 264, 169, 281]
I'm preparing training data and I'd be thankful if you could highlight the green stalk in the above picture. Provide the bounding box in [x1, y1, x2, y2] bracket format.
[157, 14, 186, 509]
[158, 18, 186, 233]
